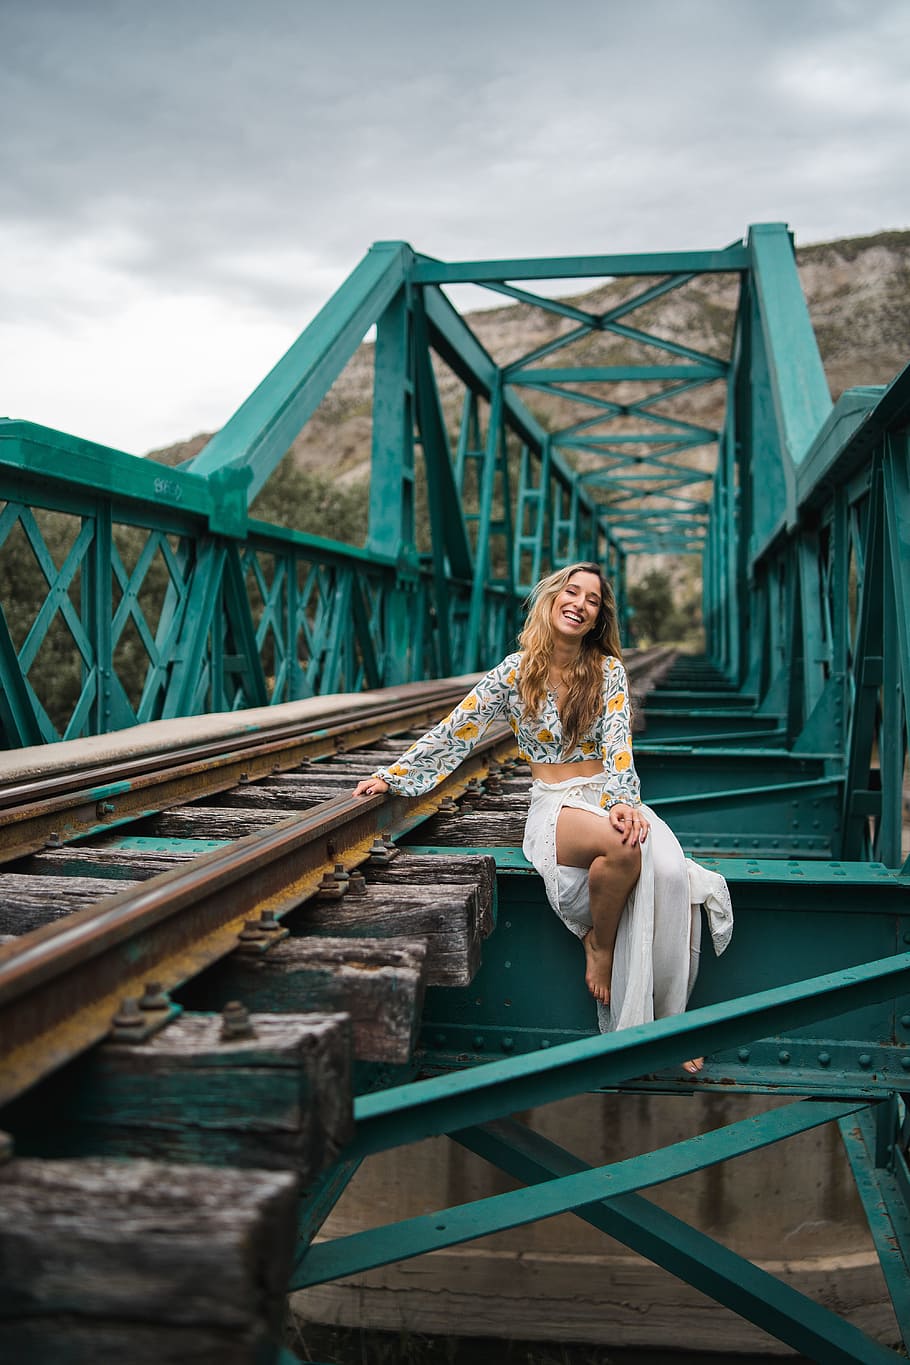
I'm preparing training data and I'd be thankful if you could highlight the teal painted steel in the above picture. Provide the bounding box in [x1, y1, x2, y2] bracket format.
[840, 1106, 910, 1344]
[510, 364, 726, 383]
[348, 950, 910, 1160]
[455, 1118, 904, 1365]
[189, 241, 413, 502]
[7, 221, 910, 1354]
[747, 223, 833, 470]
[411, 857, 910, 1094]
[412, 245, 751, 283]
[295, 1099, 862, 1289]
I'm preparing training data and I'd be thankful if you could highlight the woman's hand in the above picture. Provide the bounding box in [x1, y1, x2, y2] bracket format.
[352, 777, 389, 797]
[609, 802, 649, 846]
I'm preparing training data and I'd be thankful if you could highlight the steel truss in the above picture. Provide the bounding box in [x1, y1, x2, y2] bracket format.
[4, 222, 910, 1357]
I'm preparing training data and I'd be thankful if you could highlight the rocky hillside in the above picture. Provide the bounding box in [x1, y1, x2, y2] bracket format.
[149, 230, 910, 498]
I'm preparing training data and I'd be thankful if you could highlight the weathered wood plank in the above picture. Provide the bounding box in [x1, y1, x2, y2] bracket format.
[25, 841, 207, 880]
[296, 884, 483, 987]
[364, 853, 496, 938]
[0, 874, 137, 934]
[209, 779, 349, 809]
[409, 808, 528, 846]
[184, 936, 428, 1064]
[16, 1013, 352, 1179]
[144, 806, 294, 839]
[0, 1155, 298, 1365]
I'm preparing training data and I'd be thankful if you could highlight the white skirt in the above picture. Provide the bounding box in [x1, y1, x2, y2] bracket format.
[521, 775, 733, 1033]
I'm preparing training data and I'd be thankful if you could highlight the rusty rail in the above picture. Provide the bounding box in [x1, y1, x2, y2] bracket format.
[0, 648, 675, 1106]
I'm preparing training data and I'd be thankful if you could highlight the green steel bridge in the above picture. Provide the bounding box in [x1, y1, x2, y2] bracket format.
[1, 221, 910, 1360]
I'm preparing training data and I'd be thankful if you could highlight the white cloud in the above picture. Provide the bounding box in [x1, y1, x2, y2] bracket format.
[2, 0, 908, 452]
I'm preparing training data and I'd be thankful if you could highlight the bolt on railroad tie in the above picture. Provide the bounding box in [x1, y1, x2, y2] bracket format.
[236, 919, 272, 954]
[109, 997, 147, 1042]
[138, 982, 171, 1011]
[367, 834, 398, 863]
[438, 796, 459, 813]
[221, 1001, 255, 1040]
[316, 868, 348, 899]
[346, 870, 368, 896]
[257, 909, 285, 936]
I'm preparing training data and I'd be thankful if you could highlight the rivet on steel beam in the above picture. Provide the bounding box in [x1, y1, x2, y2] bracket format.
[502, 1037, 515, 1052]
[778, 1050, 791, 1065]
[737, 1048, 750, 1063]
[238, 772, 250, 784]
[347, 871, 368, 896]
[138, 982, 170, 1011]
[817, 1051, 831, 1067]
[221, 1001, 255, 1040]
[901, 1015, 910, 1029]
[901, 1057, 910, 1071]
[858, 1054, 872, 1069]
[110, 997, 146, 1041]
[45, 832, 61, 848]
[96, 800, 115, 817]
[540, 1039, 550, 1049]
[472, 1035, 485, 1050]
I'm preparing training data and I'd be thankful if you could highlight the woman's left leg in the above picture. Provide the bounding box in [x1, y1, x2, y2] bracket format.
[555, 805, 642, 1004]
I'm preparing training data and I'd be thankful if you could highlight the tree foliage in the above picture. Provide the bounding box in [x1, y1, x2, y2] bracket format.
[627, 568, 702, 647]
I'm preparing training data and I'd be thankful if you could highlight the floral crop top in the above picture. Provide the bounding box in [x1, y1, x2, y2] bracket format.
[375, 651, 641, 807]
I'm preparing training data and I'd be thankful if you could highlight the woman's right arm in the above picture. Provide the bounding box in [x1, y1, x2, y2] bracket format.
[352, 657, 516, 798]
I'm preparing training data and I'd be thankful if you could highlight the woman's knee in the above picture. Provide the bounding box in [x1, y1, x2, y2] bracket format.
[590, 841, 641, 884]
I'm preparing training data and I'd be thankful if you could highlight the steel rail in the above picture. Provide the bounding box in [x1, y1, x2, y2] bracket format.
[0, 723, 516, 1107]
[0, 684, 476, 864]
[0, 647, 674, 1106]
[0, 682, 473, 806]
[0, 651, 673, 864]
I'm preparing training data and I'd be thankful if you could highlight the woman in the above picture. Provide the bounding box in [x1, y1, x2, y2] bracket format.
[353, 563, 731, 1070]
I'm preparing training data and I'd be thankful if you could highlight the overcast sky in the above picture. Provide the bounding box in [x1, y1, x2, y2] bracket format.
[2, 0, 908, 456]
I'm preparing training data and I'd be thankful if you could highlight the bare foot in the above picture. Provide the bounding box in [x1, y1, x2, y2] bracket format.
[682, 1058, 704, 1075]
[583, 929, 613, 1004]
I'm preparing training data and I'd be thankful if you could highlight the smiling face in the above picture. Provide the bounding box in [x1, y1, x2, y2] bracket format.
[550, 570, 603, 643]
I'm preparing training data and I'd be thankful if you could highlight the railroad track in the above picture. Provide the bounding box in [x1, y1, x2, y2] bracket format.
[0, 647, 674, 1365]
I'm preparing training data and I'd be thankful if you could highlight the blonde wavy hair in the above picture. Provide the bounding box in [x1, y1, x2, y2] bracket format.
[517, 562, 623, 756]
